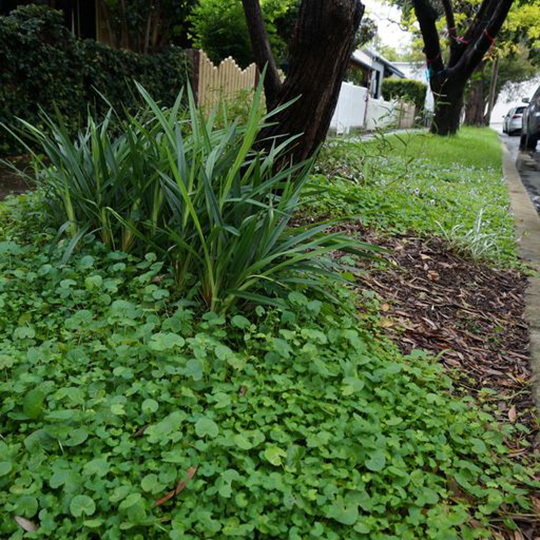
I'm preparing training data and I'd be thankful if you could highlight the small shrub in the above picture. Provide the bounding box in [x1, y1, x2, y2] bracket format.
[11, 83, 377, 312]
[0, 5, 190, 155]
[382, 78, 427, 112]
[436, 208, 512, 263]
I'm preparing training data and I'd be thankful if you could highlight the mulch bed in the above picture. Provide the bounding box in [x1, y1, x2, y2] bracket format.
[345, 223, 540, 538]
[350, 225, 537, 451]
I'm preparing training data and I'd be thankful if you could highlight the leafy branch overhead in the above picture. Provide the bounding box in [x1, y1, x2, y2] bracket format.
[408, 0, 515, 135]
[413, 0, 513, 81]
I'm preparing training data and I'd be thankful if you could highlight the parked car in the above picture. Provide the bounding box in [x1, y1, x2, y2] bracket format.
[520, 86, 540, 151]
[503, 106, 525, 135]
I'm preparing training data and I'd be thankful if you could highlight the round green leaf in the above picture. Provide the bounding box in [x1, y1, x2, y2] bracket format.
[142, 399, 159, 414]
[149, 332, 185, 352]
[70, 495, 96, 517]
[366, 450, 386, 472]
[23, 389, 46, 419]
[234, 434, 253, 450]
[65, 428, 89, 447]
[16, 496, 38, 518]
[118, 493, 142, 511]
[195, 416, 219, 439]
[264, 446, 286, 466]
[141, 473, 158, 492]
[0, 461, 13, 476]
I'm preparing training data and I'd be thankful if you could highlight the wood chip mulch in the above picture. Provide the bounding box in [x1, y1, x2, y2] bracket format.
[348, 225, 540, 539]
[351, 225, 538, 453]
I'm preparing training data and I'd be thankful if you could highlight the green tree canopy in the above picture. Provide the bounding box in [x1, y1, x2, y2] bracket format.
[189, 0, 298, 68]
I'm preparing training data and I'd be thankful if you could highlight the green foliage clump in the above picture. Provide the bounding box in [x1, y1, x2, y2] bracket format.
[0, 5, 190, 155]
[382, 78, 427, 111]
[12, 83, 374, 312]
[0, 198, 537, 538]
[312, 128, 517, 264]
[189, 0, 298, 68]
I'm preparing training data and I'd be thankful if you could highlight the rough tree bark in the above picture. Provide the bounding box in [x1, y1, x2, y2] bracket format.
[242, 0, 364, 163]
[412, 0, 514, 135]
[464, 65, 487, 126]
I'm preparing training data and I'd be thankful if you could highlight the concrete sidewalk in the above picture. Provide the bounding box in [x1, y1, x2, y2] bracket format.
[327, 128, 426, 145]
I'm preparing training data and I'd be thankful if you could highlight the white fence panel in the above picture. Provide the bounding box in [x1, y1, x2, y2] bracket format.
[330, 83, 368, 134]
[396, 102, 416, 129]
[331, 82, 417, 133]
[365, 98, 398, 130]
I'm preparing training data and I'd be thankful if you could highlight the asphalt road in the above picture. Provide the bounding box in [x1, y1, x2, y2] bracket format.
[500, 132, 540, 214]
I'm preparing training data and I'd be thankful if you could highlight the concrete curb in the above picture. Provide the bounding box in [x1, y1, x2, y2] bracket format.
[501, 140, 540, 417]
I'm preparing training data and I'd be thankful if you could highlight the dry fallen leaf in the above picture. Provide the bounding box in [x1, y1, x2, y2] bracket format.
[508, 405, 517, 423]
[14, 516, 37, 532]
[381, 303, 390, 312]
[427, 270, 440, 282]
[155, 466, 198, 506]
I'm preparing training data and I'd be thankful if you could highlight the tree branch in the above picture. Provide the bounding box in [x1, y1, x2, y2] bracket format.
[441, 0, 456, 41]
[441, 0, 459, 65]
[241, 0, 282, 108]
[454, 0, 514, 81]
[412, 0, 445, 82]
[459, 0, 497, 48]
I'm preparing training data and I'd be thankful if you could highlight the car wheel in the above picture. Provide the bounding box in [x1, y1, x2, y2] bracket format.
[523, 134, 538, 151]
[528, 135, 539, 151]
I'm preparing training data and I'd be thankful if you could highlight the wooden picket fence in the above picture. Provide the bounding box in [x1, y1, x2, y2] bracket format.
[191, 50, 258, 109]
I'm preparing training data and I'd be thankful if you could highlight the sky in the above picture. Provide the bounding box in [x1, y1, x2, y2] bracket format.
[362, 0, 413, 50]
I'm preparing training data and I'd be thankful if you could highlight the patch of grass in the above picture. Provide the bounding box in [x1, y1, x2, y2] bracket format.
[0, 196, 538, 539]
[309, 127, 515, 264]
[381, 127, 502, 171]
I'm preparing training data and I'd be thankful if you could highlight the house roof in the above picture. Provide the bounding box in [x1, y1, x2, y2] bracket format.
[351, 47, 406, 78]
[365, 47, 406, 78]
[392, 61, 428, 82]
[351, 49, 374, 69]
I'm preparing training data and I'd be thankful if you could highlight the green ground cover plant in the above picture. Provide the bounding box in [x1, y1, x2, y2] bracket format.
[0, 195, 537, 539]
[312, 127, 516, 263]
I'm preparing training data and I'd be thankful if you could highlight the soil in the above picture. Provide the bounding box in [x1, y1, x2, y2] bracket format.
[0, 158, 32, 200]
[358, 229, 536, 444]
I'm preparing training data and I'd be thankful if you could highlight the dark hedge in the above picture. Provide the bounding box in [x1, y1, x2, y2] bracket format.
[382, 78, 427, 112]
[0, 5, 191, 155]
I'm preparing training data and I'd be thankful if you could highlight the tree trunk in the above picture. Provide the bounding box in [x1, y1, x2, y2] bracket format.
[484, 55, 499, 125]
[431, 80, 465, 135]
[243, 0, 364, 163]
[464, 67, 486, 126]
[412, 0, 514, 136]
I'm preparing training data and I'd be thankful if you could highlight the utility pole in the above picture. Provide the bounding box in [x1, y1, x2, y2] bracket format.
[485, 55, 500, 125]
